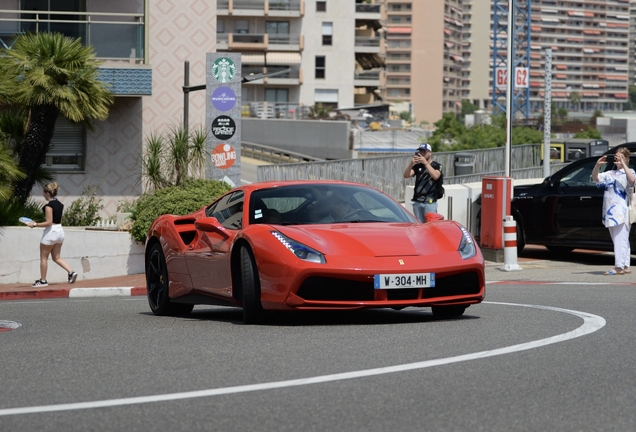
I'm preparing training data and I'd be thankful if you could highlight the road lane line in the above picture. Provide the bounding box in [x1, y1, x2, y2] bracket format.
[0, 302, 606, 417]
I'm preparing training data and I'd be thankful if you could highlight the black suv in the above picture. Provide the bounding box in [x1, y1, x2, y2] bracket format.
[511, 142, 636, 253]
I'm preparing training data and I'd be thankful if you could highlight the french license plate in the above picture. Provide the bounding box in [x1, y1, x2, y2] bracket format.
[374, 273, 435, 289]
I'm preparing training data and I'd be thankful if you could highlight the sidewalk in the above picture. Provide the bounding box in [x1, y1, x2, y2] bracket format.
[0, 274, 147, 300]
[1, 246, 634, 301]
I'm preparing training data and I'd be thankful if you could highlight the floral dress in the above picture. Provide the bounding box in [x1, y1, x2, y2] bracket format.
[596, 168, 636, 227]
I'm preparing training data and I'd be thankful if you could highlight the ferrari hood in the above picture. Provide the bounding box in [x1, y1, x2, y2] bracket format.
[277, 222, 460, 257]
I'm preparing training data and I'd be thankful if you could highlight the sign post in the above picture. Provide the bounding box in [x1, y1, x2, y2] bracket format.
[206, 53, 242, 187]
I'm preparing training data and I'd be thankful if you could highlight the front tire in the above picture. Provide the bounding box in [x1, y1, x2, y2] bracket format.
[431, 305, 466, 318]
[146, 243, 193, 317]
[240, 246, 265, 324]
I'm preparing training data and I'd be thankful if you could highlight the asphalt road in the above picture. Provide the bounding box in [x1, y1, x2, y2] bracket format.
[1, 280, 635, 431]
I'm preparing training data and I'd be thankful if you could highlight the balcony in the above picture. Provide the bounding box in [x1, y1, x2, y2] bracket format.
[354, 35, 382, 54]
[354, 69, 382, 87]
[355, 3, 382, 20]
[242, 66, 302, 85]
[217, 33, 303, 51]
[0, 9, 146, 63]
[217, 0, 305, 18]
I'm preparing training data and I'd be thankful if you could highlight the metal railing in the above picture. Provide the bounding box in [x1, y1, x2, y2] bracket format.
[256, 145, 568, 202]
[0, 9, 146, 63]
[243, 141, 323, 163]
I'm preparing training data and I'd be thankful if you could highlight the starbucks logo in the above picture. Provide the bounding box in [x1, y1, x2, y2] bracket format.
[212, 57, 236, 83]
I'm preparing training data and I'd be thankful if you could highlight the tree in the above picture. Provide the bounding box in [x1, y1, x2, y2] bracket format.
[140, 124, 209, 192]
[569, 91, 581, 111]
[574, 127, 602, 139]
[0, 32, 113, 203]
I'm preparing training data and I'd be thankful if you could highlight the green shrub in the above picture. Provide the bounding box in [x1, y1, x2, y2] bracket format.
[0, 197, 45, 226]
[130, 179, 232, 243]
[62, 184, 104, 227]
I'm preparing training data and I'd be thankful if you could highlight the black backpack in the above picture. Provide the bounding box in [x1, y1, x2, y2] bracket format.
[435, 173, 445, 199]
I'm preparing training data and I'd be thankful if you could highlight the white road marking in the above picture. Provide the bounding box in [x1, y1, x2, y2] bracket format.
[68, 288, 133, 298]
[0, 320, 21, 330]
[0, 301, 606, 417]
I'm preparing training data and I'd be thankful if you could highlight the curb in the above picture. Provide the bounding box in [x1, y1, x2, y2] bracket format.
[0, 286, 147, 301]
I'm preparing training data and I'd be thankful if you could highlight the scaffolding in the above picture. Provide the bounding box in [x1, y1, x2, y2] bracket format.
[491, 0, 531, 119]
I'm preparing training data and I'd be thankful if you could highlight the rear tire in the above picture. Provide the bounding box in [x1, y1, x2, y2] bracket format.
[240, 246, 265, 324]
[431, 306, 466, 318]
[146, 243, 193, 317]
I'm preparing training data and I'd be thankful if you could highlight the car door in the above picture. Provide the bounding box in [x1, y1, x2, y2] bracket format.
[185, 191, 244, 298]
[550, 159, 599, 244]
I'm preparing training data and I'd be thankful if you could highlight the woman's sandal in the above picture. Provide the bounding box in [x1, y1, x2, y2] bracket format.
[624, 268, 631, 274]
[604, 269, 626, 276]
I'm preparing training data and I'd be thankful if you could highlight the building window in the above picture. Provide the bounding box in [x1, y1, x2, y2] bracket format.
[322, 22, 332, 45]
[314, 89, 338, 104]
[45, 116, 85, 171]
[317, 1, 326, 12]
[266, 21, 290, 44]
[235, 20, 249, 34]
[265, 88, 289, 103]
[217, 19, 224, 33]
[315, 56, 326, 79]
[21, 0, 84, 39]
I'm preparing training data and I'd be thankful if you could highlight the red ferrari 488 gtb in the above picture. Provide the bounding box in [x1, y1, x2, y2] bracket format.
[145, 181, 485, 323]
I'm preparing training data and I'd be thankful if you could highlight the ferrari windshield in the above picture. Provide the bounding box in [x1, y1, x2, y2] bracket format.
[249, 184, 418, 225]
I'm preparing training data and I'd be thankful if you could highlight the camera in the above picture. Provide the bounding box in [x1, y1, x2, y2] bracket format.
[414, 151, 420, 156]
[606, 155, 615, 164]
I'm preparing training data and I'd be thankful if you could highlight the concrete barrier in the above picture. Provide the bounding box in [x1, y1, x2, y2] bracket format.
[0, 227, 144, 284]
[405, 177, 544, 235]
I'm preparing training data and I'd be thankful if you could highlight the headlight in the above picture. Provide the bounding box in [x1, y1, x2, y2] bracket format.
[458, 226, 476, 259]
[271, 231, 326, 264]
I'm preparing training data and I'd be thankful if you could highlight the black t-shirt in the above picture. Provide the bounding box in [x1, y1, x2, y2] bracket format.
[44, 199, 64, 224]
[412, 161, 443, 201]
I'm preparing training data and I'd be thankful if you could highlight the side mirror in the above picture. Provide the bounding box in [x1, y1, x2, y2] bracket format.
[195, 217, 229, 236]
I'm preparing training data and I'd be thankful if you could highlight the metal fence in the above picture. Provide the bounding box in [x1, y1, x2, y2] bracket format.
[257, 144, 568, 202]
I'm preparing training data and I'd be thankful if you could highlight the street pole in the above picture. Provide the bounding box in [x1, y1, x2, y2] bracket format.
[543, 49, 552, 178]
[184, 60, 190, 130]
[505, 0, 514, 177]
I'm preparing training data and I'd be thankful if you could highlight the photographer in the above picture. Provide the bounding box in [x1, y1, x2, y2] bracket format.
[592, 147, 636, 275]
[403, 143, 443, 222]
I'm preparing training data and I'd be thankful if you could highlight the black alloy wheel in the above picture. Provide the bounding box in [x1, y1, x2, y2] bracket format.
[146, 243, 193, 316]
[240, 245, 265, 324]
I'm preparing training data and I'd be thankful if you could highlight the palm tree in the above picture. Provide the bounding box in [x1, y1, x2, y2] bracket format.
[0, 32, 114, 203]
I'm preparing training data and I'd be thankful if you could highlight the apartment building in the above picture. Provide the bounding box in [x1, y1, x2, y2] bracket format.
[384, 0, 464, 125]
[216, 0, 384, 118]
[527, 0, 630, 113]
[0, 0, 214, 215]
[462, 0, 491, 110]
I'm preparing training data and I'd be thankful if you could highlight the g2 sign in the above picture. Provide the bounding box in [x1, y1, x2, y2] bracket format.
[495, 67, 530, 89]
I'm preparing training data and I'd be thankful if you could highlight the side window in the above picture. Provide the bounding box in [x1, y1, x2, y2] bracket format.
[559, 160, 596, 187]
[206, 191, 244, 230]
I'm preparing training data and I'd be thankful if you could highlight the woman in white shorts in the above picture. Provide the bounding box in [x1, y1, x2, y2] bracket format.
[27, 182, 78, 287]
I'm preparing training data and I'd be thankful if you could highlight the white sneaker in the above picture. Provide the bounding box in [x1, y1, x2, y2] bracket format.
[32, 279, 48, 287]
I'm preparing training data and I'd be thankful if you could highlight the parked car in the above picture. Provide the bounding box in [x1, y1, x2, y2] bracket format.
[145, 181, 485, 324]
[512, 143, 636, 253]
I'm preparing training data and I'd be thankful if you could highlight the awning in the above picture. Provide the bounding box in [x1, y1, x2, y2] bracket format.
[241, 52, 265, 64]
[556, 64, 567, 70]
[445, 42, 455, 48]
[615, 93, 628, 98]
[555, 74, 567, 79]
[265, 52, 302, 65]
[387, 27, 411, 34]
